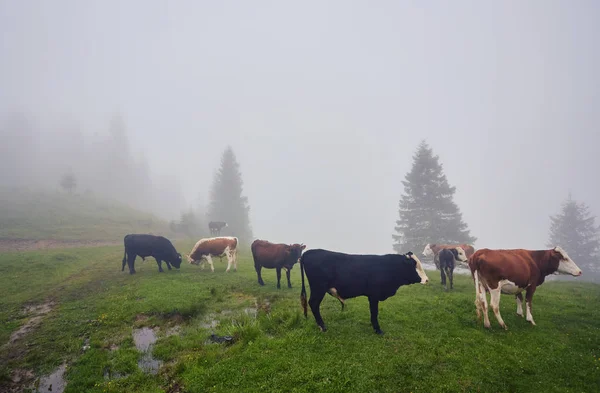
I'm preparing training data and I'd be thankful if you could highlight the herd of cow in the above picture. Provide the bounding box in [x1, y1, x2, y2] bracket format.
[121, 229, 583, 335]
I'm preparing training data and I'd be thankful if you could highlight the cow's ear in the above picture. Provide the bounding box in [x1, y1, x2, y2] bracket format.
[301, 244, 306, 250]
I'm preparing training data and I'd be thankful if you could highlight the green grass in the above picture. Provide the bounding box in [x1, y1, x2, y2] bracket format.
[0, 188, 173, 241]
[1, 244, 599, 393]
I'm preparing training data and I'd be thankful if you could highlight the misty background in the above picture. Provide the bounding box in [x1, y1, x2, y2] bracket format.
[1, 1, 599, 254]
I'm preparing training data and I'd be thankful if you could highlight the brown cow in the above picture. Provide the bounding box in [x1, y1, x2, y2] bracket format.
[251, 239, 306, 288]
[469, 246, 582, 330]
[186, 236, 238, 272]
[422, 243, 475, 270]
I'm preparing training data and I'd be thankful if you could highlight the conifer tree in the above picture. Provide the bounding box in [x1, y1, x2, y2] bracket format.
[392, 140, 476, 255]
[547, 195, 599, 275]
[208, 146, 252, 242]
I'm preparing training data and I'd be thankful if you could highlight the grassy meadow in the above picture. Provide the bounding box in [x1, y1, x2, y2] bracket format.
[0, 189, 174, 242]
[1, 243, 599, 393]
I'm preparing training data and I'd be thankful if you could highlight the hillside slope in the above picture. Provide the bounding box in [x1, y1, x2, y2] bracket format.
[0, 188, 175, 243]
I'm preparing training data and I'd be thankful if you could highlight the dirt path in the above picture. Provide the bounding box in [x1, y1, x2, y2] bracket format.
[0, 238, 120, 253]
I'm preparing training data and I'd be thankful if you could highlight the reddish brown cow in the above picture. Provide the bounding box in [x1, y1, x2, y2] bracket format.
[186, 236, 238, 272]
[251, 239, 306, 289]
[469, 246, 582, 330]
[422, 243, 475, 270]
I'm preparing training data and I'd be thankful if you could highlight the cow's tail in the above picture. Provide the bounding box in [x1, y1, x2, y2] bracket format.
[300, 253, 308, 318]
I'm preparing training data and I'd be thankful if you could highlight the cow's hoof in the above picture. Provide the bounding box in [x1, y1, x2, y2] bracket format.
[288, 286, 292, 289]
[258, 282, 265, 286]
[375, 329, 384, 335]
[318, 326, 327, 332]
[484, 322, 491, 329]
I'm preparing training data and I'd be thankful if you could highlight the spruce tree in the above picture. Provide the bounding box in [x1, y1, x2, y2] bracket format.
[547, 195, 599, 275]
[392, 140, 476, 255]
[208, 146, 252, 242]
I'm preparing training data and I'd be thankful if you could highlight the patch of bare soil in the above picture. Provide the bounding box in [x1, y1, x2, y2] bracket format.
[0, 238, 119, 252]
[7, 301, 55, 346]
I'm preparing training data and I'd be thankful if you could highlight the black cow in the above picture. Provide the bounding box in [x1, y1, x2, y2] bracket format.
[208, 221, 228, 236]
[438, 247, 468, 290]
[122, 234, 182, 274]
[299, 249, 429, 335]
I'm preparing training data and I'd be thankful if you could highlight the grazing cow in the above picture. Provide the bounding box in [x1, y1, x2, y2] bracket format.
[251, 240, 306, 289]
[186, 236, 238, 272]
[423, 243, 475, 270]
[122, 234, 182, 274]
[438, 247, 468, 290]
[469, 246, 582, 330]
[208, 221, 228, 236]
[300, 249, 429, 335]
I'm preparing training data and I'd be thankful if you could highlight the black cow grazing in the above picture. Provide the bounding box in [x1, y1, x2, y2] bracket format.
[299, 249, 429, 335]
[251, 239, 306, 288]
[208, 221, 228, 236]
[438, 246, 468, 290]
[122, 234, 182, 274]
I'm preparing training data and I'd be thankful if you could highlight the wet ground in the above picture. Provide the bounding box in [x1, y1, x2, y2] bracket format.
[133, 327, 162, 375]
[37, 364, 67, 393]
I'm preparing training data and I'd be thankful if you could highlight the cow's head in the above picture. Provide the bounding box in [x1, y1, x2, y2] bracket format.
[453, 246, 468, 263]
[286, 243, 306, 267]
[169, 252, 182, 268]
[552, 246, 582, 276]
[186, 253, 198, 265]
[422, 244, 434, 257]
[405, 251, 429, 284]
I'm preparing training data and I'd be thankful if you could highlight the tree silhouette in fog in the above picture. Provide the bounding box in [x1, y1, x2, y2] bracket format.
[208, 146, 252, 242]
[60, 172, 77, 194]
[548, 194, 599, 276]
[392, 140, 476, 255]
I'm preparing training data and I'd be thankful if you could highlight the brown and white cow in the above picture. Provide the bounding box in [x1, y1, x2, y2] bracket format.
[469, 246, 582, 330]
[186, 236, 238, 272]
[423, 243, 475, 270]
[251, 239, 306, 289]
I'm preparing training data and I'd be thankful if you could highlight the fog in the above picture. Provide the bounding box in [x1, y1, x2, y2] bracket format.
[1, 1, 599, 254]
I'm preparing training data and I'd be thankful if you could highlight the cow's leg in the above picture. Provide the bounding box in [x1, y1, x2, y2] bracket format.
[440, 267, 446, 286]
[127, 253, 136, 274]
[276, 267, 282, 289]
[231, 250, 238, 272]
[489, 286, 507, 330]
[525, 287, 537, 326]
[206, 255, 215, 272]
[255, 263, 265, 286]
[368, 296, 383, 335]
[155, 258, 164, 273]
[475, 272, 491, 328]
[165, 260, 172, 270]
[434, 254, 441, 270]
[225, 252, 233, 273]
[308, 289, 327, 332]
[286, 268, 292, 288]
[515, 293, 524, 317]
[448, 267, 454, 290]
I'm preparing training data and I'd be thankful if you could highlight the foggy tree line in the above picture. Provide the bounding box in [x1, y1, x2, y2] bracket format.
[0, 112, 186, 219]
[393, 140, 599, 274]
[171, 146, 253, 243]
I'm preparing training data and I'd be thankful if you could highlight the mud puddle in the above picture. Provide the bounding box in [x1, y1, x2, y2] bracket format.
[133, 327, 162, 374]
[37, 363, 67, 393]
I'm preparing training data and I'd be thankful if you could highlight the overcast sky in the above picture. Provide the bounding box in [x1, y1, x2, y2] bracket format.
[1, 1, 599, 254]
